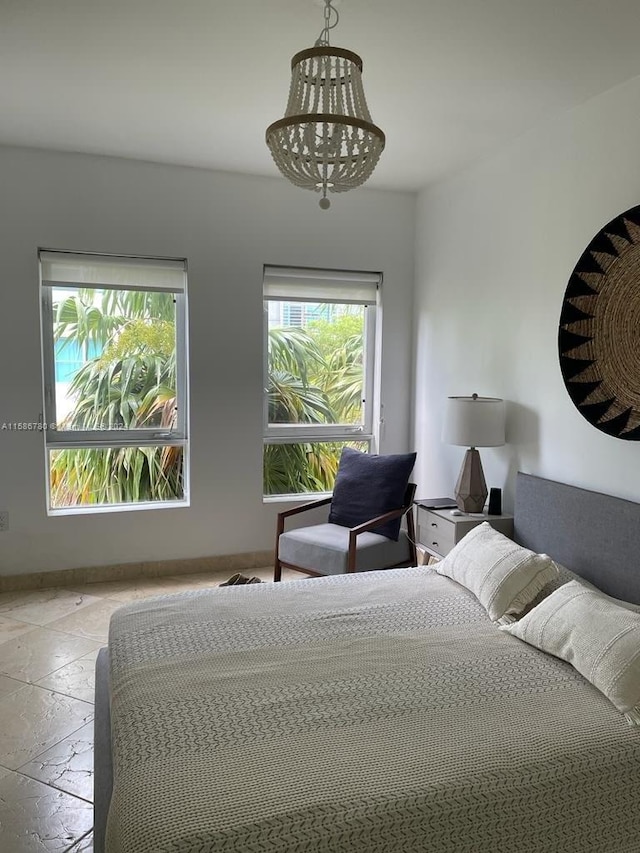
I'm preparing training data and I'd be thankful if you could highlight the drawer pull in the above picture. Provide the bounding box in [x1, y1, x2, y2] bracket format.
[431, 522, 438, 527]
[432, 541, 439, 547]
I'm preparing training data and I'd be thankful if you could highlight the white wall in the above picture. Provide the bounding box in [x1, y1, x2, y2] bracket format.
[0, 146, 415, 576]
[413, 74, 640, 511]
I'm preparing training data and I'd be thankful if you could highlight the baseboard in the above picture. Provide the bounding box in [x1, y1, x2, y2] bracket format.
[0, 549, 274, 593]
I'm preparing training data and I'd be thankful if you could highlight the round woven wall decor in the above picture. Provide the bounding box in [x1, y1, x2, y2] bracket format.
[559, 204, 640, 440]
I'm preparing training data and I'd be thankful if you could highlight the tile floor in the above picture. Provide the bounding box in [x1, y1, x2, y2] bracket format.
[0, 565, 299, 852]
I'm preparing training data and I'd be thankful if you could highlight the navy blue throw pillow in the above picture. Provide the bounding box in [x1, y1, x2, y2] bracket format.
[328, 448, 417, 540]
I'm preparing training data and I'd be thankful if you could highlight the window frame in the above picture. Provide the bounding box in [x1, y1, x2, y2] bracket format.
[39, 249, 190, 513]
[262, 265, 381, 494]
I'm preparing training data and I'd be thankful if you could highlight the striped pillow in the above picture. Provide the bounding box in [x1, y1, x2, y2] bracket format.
[502, 580, 640, 725]
[434, 522, 558, 623]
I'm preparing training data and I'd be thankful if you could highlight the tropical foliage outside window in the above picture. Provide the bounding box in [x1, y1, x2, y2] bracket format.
[42, 259, 378, 507]
[263, 268, 380, 497]
[41, 252, 188, 512]
[265, 312, 370, 494]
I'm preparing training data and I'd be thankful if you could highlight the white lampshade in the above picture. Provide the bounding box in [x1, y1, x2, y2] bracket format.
[442, 395, 506, 448]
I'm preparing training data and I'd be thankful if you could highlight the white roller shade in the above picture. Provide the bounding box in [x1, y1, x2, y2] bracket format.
[263, 266, 379, 304]
[40, 251, 187, 293]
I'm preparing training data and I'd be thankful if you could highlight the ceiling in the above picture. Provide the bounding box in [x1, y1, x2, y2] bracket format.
[3, 0, 640, 192]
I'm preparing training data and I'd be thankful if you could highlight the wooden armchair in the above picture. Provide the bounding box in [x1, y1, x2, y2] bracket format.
[274, 482, 417, 581]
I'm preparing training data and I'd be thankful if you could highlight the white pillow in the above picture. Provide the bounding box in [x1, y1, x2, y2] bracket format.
[546, 565, 640, 613]
[502, 580, 640, 725]
[434, 522, 558, 623]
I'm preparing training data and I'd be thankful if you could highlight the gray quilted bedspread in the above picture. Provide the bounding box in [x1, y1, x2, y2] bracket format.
[106, 568, 640, 852]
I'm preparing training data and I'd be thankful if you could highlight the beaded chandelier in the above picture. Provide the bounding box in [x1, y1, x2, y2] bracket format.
[266, 0, 385, 209]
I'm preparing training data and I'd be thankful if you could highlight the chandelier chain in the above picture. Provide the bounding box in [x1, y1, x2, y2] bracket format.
[315, 0, 340, 47]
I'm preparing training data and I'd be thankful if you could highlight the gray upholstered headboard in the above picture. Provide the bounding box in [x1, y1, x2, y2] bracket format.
[514, 472, 640, 605]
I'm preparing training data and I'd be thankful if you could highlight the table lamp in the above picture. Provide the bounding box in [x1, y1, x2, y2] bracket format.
[442, 394, 506, 513]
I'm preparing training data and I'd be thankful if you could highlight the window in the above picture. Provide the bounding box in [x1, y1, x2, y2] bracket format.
[263, 265, 380, 496]
[40, 251, 189, 512]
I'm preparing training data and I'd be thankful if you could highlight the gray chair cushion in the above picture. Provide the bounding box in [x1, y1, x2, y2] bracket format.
[278, 523, 413, 574]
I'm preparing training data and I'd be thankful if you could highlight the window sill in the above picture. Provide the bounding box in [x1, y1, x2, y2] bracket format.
[47, 499, 190, 517]
[263, 492, 331, 505]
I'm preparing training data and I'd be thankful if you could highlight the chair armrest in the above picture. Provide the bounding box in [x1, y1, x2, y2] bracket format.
[276, 496, 332, 539]
[346, 506, 411, 572]
[277, 496, 332, 522]
[348, 505, 408, 537]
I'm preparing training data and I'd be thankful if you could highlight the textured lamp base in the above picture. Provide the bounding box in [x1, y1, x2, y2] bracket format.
[455, 448, 487, 513]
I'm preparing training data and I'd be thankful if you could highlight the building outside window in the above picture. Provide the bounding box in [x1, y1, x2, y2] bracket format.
[263, 265, 381, 497]
[40, 250, 189, 513]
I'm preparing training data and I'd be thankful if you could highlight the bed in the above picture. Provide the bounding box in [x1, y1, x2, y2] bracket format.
[94, 473, 640, 852]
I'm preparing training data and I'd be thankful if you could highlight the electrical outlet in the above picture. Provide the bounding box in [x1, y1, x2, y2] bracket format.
[0, 512, 8, 532]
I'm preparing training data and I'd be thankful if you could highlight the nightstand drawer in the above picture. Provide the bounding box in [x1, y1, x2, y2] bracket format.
[416, 505, 514, 559]
[418, 510, 457, 556]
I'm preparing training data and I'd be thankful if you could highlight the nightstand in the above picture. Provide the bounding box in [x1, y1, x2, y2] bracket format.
[416, 506, 514, 559]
